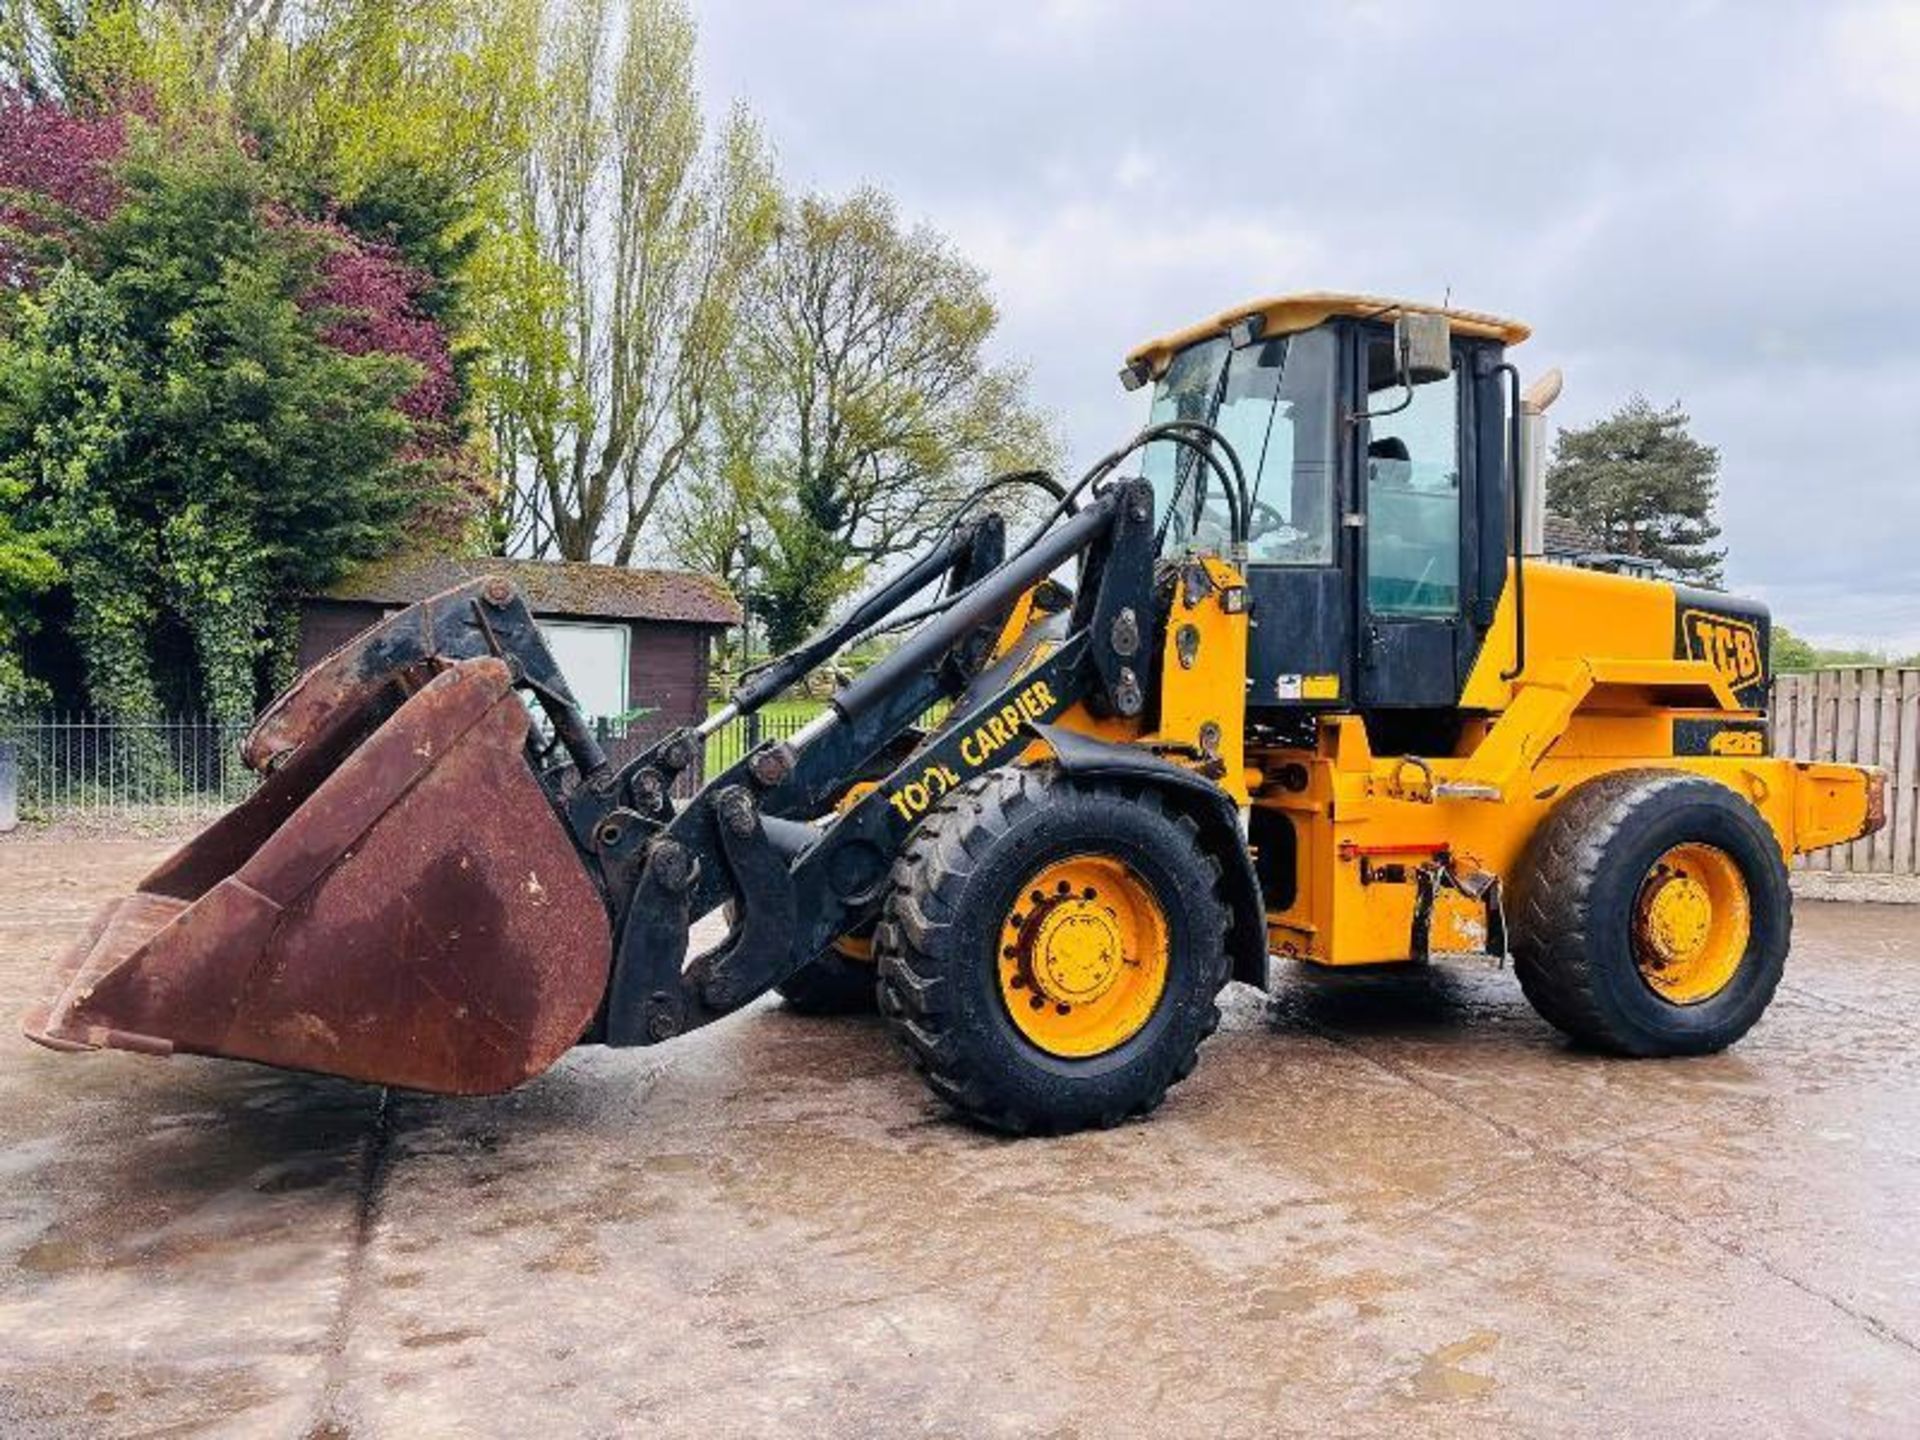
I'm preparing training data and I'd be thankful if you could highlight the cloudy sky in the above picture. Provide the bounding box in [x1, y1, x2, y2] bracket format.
[697, 1, 1920, 650]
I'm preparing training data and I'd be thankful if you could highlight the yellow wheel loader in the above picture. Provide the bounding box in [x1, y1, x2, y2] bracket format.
[23, 293, 1886, 1134]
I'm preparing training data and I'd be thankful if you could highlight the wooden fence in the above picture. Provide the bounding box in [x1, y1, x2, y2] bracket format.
[1773, 668, 1920, 876]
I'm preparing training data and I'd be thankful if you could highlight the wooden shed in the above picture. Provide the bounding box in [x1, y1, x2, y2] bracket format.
[300, 556, 741, 731]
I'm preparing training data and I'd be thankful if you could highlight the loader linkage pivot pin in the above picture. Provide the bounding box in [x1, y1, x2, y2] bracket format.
[647, 838, 694, 893]
[633, 769, 665, 812]
[715, 786, 757, 838]
[748, 744, 794, 787]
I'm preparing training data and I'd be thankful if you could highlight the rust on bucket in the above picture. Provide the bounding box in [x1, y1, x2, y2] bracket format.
[23, 658, 612, 1094]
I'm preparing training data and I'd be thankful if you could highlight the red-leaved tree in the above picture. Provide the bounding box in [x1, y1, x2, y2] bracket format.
[0, 89, 127, 285]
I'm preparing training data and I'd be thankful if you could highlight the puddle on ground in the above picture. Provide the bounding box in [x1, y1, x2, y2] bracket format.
[399, 1327, 484, 1350]
[1411, 1330, 1500, 1401]
[16, 1236, 87, 1275]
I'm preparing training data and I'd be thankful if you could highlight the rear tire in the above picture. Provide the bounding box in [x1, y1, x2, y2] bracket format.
[1509, 769, 1791, 1056]
[876, 767, 1231, 1135]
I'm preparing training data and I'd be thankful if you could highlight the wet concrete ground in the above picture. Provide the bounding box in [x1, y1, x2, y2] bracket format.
[1, 838, 1917, 1437]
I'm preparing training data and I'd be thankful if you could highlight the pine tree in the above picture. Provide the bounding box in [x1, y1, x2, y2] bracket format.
[1546, 395, 1725, 586]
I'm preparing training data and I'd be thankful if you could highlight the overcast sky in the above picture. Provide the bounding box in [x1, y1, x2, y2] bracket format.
[697, 1, 1920, 650]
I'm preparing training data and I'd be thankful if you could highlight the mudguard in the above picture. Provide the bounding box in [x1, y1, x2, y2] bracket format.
[1027, 722, 1268, 989]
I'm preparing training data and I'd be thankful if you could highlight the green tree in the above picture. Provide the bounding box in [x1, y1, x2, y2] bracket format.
[1, 0, 280, 106]
[1809, 644, 1893, 667]
[245, 0, 542, 201]
[1546, 395, 1724, 586]
[738, 188, 1053, 649]
[1769, 625, 1817, 673]
[1, 122, 434, 718]
[7, 0, 539, 426]
[1767, 625, 1920, 671]
[481, 0, 776, 564]
[0, 471, 61, 711]
[108, 129, 422, 716]
[0, 263, 154, 719]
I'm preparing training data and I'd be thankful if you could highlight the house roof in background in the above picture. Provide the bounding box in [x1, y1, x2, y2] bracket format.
[322, 555, 742, 627]
[1542, 513, 1604, 556]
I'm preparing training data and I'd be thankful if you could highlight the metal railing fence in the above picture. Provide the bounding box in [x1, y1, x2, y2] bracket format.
[0, 707, 824, 824]
[0, 714, 256, 825]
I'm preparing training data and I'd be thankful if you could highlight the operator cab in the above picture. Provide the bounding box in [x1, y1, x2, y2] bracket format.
[1127, 293, 1528, 720]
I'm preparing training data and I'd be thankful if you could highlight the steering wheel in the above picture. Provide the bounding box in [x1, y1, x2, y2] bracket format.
[1184, 496, 1309, 553]
[1248, 500, 1304, 545]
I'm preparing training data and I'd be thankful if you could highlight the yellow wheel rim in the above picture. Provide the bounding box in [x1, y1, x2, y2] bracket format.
[997, 854, 1170, 1058]
[1631, 842, 1750, 1004]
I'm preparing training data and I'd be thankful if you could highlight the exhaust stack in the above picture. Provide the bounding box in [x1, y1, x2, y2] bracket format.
[1520, 367, 1563, 557]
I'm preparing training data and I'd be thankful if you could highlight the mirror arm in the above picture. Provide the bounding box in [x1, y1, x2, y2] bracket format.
[1351, 379, 1415, 425]
[1351, 323, 1418, 424]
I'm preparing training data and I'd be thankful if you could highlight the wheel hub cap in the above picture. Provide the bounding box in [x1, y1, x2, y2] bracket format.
[1643, 875, 1713, 961]
[1029, 905, 1124, 1004]
[998, 854, 1170, 1058]
[1632, 842, 1751, 1005]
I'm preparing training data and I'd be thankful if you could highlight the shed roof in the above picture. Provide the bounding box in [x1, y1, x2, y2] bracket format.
[1541, 513, 1605, 556]
[322, 554, 742, 627]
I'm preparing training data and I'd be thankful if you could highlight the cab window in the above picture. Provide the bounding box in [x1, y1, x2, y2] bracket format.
[1364, 338, 1461, 616]
[1142, 326, 1337, 565]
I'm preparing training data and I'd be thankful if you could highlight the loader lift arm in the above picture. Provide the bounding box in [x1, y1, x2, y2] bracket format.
[589, 479, 1163, 1047]
[598, 505, 1012, 832]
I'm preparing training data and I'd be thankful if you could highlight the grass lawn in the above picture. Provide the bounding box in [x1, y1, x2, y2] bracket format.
[702, 695, 826, 774]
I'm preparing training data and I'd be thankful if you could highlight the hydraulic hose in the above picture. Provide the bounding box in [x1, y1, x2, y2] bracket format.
[1145, 419, 1250, 546]
[834, 493, 1120, 722]
[860, 420, 1245, 647]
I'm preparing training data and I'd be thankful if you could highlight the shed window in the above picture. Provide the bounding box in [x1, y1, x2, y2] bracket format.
[536, 620, 630, 722]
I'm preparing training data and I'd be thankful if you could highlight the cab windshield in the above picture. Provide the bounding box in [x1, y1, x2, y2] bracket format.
[1140, 325, 1337, 564]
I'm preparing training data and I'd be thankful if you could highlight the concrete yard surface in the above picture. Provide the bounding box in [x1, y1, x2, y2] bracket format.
[1, 836, 1918, 1437]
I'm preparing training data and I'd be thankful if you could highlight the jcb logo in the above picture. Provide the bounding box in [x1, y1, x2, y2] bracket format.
[1682, 611, 1763, 690]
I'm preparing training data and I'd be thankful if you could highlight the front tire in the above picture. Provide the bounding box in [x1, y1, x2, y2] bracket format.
[876, 767, 1231, 1135]
[1509, 769, 1791, 1056]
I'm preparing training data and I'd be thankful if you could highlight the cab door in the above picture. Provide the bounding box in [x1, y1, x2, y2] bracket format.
[1354, 328, 1470, 707]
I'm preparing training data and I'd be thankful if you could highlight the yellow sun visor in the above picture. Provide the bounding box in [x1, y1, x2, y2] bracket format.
[1125, 291, 1531, 381]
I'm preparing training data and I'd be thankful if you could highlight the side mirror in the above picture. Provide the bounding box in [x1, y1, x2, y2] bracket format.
[1354, 310, 1454, 424]
[1396, 311, 1452, 385]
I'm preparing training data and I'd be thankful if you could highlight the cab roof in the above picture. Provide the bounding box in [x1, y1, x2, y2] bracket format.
[1125, 291, 1531, 379]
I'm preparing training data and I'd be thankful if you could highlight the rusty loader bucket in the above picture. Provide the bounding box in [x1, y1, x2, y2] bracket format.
[22, 584, 614, 1094]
